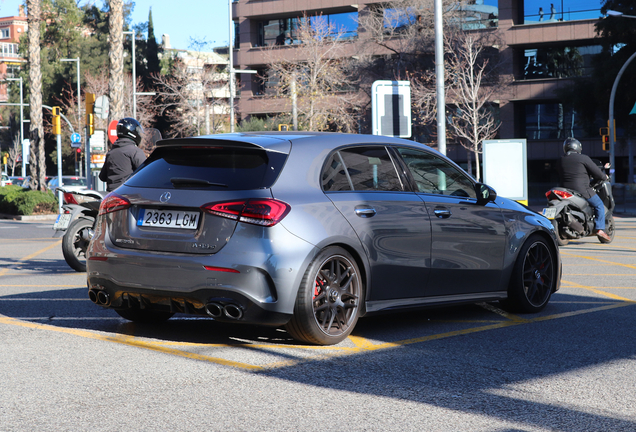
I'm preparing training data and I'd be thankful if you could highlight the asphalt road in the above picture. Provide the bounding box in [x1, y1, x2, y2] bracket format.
[1, 217, 635, 431]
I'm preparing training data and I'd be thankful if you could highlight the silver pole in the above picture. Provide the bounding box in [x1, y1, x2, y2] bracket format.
[434, 0, 446, 155]
[123, 30, 137, 118]
[229, 0, 234, 132]
[132, 29, 136, 118]
[19, 77, 24, 177]
[609, 50, 636, 184]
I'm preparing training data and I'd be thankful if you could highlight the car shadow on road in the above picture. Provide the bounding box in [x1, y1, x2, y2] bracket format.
[1, 286, 635, 430]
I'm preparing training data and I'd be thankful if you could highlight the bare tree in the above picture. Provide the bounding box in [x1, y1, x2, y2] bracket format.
[108, 0, 124, 121]
[152, 58, 228, 138]
[264, 13, 360, 132]
[54, 72, 157, 161]
[6, 134, 21, 176]
[445, 31, 505, 181]
[357, 0, 441, 79]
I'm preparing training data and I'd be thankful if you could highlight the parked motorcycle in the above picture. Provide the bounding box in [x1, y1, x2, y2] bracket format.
[542, 160, 615, 246]
[53, 188, 106, 272]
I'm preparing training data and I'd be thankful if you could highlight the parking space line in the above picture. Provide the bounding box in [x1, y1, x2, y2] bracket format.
[478, 302, 528, 322]
[0, 315, 263, 371]
[0, 240, 62, 277]
[2, 295, 634, 371]
[561, 251, 636, 270]
[561, 280, 636, 302]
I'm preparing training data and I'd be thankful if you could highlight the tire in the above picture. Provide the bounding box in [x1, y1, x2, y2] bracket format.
[551, 219, 569, 246]
[599, 215, 615, 244]
[62, 217, 94, 272]
[503, 234, 557, 313]
[115, 308, 174, 323]
[285, 247, 363, 345]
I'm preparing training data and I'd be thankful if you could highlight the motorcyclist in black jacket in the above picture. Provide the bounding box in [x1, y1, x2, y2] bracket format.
[558, 137, 611, 242]
[99, 118, 147, 192]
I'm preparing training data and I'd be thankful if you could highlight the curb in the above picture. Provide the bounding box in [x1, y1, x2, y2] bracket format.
[0, 213, 58, 221]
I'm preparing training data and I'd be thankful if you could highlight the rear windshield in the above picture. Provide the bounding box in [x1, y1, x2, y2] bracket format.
[126, 146, 288, 190]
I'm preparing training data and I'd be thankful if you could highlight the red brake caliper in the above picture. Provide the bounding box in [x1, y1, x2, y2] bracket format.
[314, 279, 325, 299]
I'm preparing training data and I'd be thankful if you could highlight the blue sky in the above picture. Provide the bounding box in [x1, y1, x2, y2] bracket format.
[0, 0, 231, 51]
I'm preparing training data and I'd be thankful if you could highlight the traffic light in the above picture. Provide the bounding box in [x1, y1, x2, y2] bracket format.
[85, 93, 95, 136]
[600, 126, 609, 152]
[52, 106, 61, 135]
[278, 124, 289, 131]
[87, 114, 94, 136]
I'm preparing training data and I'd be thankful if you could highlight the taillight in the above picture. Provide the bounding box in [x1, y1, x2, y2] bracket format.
[63, 192, 79, 205]
[201, 198, 291, 227]
[546, 189, 573, 200]
[99, 193, 132, 215]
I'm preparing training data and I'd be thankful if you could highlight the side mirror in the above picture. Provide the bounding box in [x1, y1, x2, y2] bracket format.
[475, 183, 497, 205]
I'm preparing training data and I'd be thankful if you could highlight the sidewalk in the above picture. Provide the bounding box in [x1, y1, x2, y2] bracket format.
[0, 213, 58, 221]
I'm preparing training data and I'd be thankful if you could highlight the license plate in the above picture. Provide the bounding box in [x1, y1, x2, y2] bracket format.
[137, 209, 200, 229]
[53, 213, 72, 230]
[542, 207, 557, 220]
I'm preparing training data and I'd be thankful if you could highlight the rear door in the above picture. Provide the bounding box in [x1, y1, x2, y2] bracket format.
[323, 146, 432, 301]
[395, 147, 506, 295]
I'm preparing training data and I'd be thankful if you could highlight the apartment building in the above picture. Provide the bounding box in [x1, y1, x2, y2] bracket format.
[0, 7, 27, 102]
[231, 1, 614, 186]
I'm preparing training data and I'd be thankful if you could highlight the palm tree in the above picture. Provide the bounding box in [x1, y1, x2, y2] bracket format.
[26, 0, 46, 191]
[108, 0, 124, 120]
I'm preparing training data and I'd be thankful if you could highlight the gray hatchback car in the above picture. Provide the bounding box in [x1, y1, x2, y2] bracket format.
[87, 132, 561, 345]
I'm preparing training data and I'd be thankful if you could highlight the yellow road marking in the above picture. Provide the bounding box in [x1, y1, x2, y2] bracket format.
[0, 240, 62, 277]
[560, 252, 636, 270]
[562, 280, 636, 302]
[0, 315, 262, 370]
[478, 302, 528, 322]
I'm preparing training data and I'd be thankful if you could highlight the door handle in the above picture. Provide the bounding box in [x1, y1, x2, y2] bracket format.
[434, 208, 451, 218]
[355, 207, 377, 218]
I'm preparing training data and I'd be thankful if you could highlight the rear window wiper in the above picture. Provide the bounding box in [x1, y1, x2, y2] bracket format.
[170, 177, 228, 188]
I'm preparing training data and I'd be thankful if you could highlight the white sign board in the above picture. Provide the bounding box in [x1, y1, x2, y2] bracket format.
[371, 80, 411, 138]
[482, 139, 527, 202]
[89, 130, 106, 154]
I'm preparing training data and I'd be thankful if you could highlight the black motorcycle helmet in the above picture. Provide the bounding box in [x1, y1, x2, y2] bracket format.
[563, 137, 582, 154]
[116, 117, 144, 145]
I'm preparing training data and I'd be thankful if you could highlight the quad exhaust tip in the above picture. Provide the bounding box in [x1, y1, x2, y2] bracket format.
[205, 302, 243, 320]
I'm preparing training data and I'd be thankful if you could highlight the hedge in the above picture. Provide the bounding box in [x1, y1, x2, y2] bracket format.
[0, 185, 58, 215]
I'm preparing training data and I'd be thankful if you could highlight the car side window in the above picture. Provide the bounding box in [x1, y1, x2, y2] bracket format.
[397, 147, 476, 198]
[334, 146, 403, 192]
[321, 152, 353, 191]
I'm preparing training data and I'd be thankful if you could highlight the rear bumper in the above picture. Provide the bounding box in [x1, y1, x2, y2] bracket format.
[87, 278, 292, 326]
[87, 220, 319, 322]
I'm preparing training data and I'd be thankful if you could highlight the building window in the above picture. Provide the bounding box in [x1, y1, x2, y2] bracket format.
[0, 43, 18, 57]
[523, 0, 601, 24]
[522, 103, 596, 140]
[522, 45, 602, 79]
[257, 12, 358, 47]
[453, 0, 499, 29]
[0, 29, 9, 39]
[234, 22, 240, 49]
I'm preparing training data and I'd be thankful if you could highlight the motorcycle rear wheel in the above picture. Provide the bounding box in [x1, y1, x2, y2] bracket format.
[598, 215, 615, 244]
[62, 217, 93, 272]
[551, 219, 569, 246]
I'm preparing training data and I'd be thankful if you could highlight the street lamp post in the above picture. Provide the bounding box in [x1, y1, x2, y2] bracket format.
[123, 30, 137, 118]
[434, 0, 446, 155]
[606, 10, 636, 184]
